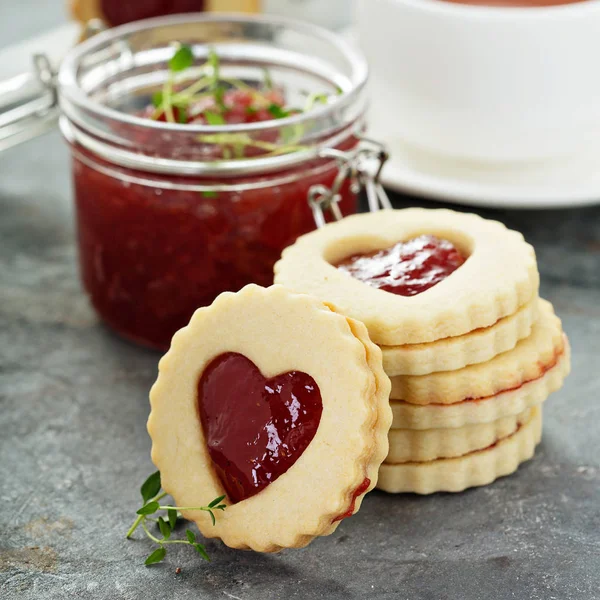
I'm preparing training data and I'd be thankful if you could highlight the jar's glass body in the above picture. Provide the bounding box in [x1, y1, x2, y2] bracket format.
[58, 14, 368, 349]
[71, 145, 358, 349]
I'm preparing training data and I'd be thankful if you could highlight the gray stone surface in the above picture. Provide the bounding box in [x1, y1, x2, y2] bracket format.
[1, 7, 600, 600]
[0, 0, 67, 50]
[2, 131, 599, 600]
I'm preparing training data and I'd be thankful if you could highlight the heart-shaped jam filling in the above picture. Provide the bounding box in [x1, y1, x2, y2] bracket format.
[335, 235, 466, 297]
[198, 353, 323, 504]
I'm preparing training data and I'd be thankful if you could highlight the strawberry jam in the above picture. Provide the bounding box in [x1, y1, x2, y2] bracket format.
[62, 18, 365, 349]
[336, 235, 466, 297]
[332, 477, 371, 523]
[72, 148, 356, 349]
[198, 353, 323, 504]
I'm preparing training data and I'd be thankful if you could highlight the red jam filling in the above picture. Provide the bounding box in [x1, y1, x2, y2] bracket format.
[336, 235, 466, 297]
[477, 423, 523, 454]
[419, 344, 564, 408]
[332, 478, 371, 523]
[197, 352, 323, 504]
[459, 345, 564, 405]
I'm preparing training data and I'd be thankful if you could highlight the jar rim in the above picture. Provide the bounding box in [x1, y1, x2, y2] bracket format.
[70, 142, 345, 192]
[61, 114, 363, 176]
[58, 13, 369, 137]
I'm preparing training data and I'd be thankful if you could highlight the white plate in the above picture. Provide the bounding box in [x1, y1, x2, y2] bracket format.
[338, 27, 600, 209]
[369, 116, 600, 209]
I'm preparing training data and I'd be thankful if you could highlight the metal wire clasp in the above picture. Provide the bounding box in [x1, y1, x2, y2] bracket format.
[308, 138, 391, 229]
[355, 136, 393, 213]
[0, 53, 59, 152]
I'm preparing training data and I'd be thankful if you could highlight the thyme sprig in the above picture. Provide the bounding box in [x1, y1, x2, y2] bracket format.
[151, 43, 342, 158]
[153, 44, 279, 123]
[127, 471, 226, 566]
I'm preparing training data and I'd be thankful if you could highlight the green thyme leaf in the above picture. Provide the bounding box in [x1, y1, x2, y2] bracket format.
[202, 191, 218, 198]
[214, 86, 226, 111]
[128, 471, 226, 567]
[158, 516, 171, 540]
[336, 85, 343, 95]
[305, 92, 329, 111]
[208, 495, 226, 509]
[176, 106, 188, 124]
[169, 44, 194, 72]
[194, 543, 211, 562]
[145, 547, 167, 565]
[208, 511, 216, 527]
[267, 104, 289, 119]
[137, 501, 159, 516]
[246, 106, 258, 116]
[140, 472, 161, 503]
[204, 111, 226, 126]
[152, 91, 164, 108]
[168, 508, 178, 529]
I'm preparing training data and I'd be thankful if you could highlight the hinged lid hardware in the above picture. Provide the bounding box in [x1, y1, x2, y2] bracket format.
[0, 53, 59, 152]
[309, 138, 391, 228]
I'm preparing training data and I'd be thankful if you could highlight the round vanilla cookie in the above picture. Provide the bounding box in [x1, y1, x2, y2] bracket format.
[378, 407, 542, 494]
[381, 297, 539, 376]
[391, 338, 570, 429]
[274, 208, 539, 346]
[389, 299, 564, 405]
[148, 285, 392, 552]
[387, 407, 534, 463]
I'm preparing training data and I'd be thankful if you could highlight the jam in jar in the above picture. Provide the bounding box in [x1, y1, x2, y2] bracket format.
[72, 147, 357, 349]
[58, 15, 369, 349]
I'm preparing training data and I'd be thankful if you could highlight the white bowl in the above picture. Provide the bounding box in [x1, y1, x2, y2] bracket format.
[356, 0, 600, 162]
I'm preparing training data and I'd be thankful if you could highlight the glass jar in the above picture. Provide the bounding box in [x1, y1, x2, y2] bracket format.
[55, 14, 369, 349]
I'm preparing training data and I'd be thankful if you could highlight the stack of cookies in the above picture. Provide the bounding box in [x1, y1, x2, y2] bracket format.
[376, 297, 570, 493]
[275, 208, 571, 494]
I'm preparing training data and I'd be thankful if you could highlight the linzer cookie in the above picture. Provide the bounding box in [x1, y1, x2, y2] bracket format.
[390, 338, 570, 430]
[387, 407, 534, 463]
[389, 300, 564, 405]
[148, 285, 391, 552]
[381, 298, 539, 377]
[275, 208, 570, 496]
[378, 407, 543, 494]
[275, 208, 539, 346]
